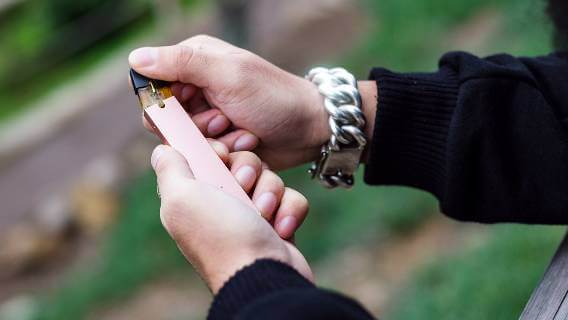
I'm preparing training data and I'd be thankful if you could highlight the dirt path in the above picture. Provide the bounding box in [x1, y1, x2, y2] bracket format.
[0, 81, 141, 232]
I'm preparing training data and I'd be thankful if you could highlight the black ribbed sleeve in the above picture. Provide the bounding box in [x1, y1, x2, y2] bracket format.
[208, 259, 374, 320]
[365, 51, 568, 224]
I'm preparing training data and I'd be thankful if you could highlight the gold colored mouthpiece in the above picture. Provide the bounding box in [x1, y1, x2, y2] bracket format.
[130, 69, 173, 110]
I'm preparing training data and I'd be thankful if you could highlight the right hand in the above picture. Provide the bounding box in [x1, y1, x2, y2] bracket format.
[151, 144, 312, 294]
[129, 35, 330, 170]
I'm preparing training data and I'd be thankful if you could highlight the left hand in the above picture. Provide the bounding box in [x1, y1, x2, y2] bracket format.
[151, 143, 313, 293]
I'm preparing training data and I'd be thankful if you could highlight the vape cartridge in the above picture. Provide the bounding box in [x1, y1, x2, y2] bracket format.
[129, 69, 256, 210]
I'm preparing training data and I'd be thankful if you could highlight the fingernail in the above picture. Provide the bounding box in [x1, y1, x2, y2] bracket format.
[129, 47, 157, 68]
[207, 115, 229, 136]
[234, 165, 256, 190]
[209, 140, 227, 156]
[234, 133, 258, 151]
[151, 145, 166, 169]
[276, 216, 298, 239]
[255, 192, 278, 217]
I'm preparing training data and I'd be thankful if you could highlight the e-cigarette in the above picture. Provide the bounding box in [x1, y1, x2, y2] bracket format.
[130, 69, 256, 210]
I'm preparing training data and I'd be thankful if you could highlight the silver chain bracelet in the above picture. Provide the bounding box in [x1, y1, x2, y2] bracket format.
[306, 67, 367, 188]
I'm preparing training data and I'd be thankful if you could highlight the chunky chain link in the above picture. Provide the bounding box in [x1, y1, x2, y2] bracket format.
[306, 67, 367, 188]
[306, 67, 367, 150]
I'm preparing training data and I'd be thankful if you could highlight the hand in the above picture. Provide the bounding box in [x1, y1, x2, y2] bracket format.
[129, 35, 331, 170]
[151, 142, 313, 293]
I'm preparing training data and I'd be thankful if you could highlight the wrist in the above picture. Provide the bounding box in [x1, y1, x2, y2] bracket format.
[205, 241, 293, 294]
[207, 255, 258, 294]
[301, 78, 377, 163]
[300, 77, 331, 159]
[357, 80, 378, 163]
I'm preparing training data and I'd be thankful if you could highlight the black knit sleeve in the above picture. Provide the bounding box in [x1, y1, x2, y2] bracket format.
[364, 51, 568, 224]
[208, 259, 375, 320]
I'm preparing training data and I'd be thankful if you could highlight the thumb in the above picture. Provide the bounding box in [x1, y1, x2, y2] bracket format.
[151, 145, 194, 198]
[129, 45, 211, 87]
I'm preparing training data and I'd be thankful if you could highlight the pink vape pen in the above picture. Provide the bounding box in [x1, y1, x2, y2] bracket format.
[130, 69, 256, 210]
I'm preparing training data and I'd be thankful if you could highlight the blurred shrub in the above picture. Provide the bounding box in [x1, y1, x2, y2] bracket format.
[346, 0, 550, 76]
[35, 171, 186, 320]
[387, 225, 563, 320]
[42, 0, 116, 27]
[282, 167, 436, 261]
[0, 0, 151, 86]
[0, 0, 153, 120]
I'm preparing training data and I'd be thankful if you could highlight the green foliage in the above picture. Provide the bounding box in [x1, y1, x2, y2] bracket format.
[345, 0, 551, 76]
[41, 0, 118, 27]
[387, 225, 564, 320]
[0, 17, 152, 121]
[282, 167, 437, 260]
[0, 0, 153, 121]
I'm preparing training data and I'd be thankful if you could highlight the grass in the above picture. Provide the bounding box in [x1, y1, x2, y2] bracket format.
[386, 225, 564, 320]
[282, 167, 437, 261]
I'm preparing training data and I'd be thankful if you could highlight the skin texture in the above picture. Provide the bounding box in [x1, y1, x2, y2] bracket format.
[129, 35, 378, 170]
[152, 143, 312, 293]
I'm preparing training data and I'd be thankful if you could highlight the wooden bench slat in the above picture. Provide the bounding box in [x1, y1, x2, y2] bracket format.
[520, 231, 568, 320]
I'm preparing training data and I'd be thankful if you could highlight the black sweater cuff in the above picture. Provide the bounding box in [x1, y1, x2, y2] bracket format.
[364, 67, 459, 197]
[208, 259, 314, 320]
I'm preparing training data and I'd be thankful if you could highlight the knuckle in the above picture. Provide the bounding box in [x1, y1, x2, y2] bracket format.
[288, 188, 309, 213]
[232, 151, 262, 169]
[192, 34, 212, 42]
[298, 198, 309, 214]
[236, 51, 256, 66]
[154, 156, 169, 175]
[228, 52, 257, 82]
[246, 150, 262, 165]
[175, 45, 194, 69]
[265, 170, 284, 190]
[239, 56, 256, 72]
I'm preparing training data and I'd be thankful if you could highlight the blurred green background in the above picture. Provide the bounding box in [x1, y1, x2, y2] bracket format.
[0, 0, 563, 319]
